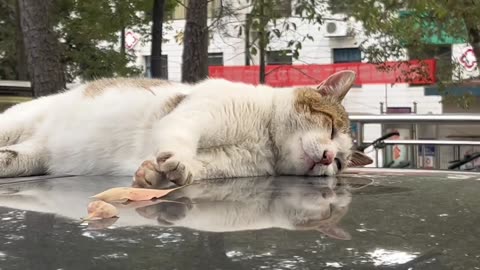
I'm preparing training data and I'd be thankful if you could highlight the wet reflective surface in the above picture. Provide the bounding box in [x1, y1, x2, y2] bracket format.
[1, 169, 480, 270]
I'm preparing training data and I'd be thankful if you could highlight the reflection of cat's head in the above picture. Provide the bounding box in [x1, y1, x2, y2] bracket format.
[134, 177, 354, 240]
[272, 71, 372, 177]
[270, 177, 352, 240]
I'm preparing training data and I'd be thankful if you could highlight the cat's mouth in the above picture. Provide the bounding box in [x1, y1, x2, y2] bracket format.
[303, 151, 343, 174]
[304, 152, 331, 171]
[300, 138, 338, 173]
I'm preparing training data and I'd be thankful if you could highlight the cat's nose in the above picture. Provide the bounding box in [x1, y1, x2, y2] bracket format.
[320, 150, 335, 165]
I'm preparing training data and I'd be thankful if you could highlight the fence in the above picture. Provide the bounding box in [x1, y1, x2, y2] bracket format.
[209, 59, 437, 87]
[351, 114, 480, 171]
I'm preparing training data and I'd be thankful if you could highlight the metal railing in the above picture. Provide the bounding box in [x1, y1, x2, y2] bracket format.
[350, 114, 480, 171]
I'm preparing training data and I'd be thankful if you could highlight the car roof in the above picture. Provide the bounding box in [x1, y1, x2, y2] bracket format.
[1, 170, 479, 269]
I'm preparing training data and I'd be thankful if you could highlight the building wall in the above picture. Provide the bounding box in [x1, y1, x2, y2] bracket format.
[130, 12, 367, 80]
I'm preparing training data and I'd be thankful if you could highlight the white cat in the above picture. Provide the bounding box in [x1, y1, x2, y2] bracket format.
[0, 70, 372, 186]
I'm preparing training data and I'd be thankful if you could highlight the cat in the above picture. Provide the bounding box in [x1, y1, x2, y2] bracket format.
[134, 176, 354, 240]
[0, 70, 372, 186]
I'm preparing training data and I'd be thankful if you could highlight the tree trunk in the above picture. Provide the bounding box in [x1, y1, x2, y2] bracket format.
[181, 0, 209, 83]
[245, 14, 251, 66]
[257, 0, 267, 84]
[120, 27, 126, 56]
[18, 0, 65, 97]
[150, 0, 166, 79]
[14, 0, 28, 80]
[468, 27, 480, 66]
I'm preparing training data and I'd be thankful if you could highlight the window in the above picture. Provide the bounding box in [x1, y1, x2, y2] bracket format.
[144, 55, 168, 79]
[208, 52, 224, 66]
[250, 0, 291, 18]
[328, 0, 349, 14]
[208, 0, 222, 18]
[170, 0, 222, 20]
[386, 107, 412, 114]
[332, 48, 362, 63]
[266, 50, 292, 65]
[272, 0, 292, 18]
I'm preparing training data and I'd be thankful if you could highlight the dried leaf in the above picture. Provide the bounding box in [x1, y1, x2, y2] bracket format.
[83, 200, 119, 221]
[91, 186, 185, 203]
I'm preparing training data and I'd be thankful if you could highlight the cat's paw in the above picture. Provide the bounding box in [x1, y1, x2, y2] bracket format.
[133, 160, 169, 188]
[156, 152, 197, 186]
[133, 153, 199, 187]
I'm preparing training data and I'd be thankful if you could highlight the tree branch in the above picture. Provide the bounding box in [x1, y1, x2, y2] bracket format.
[174, 0, 188, 10]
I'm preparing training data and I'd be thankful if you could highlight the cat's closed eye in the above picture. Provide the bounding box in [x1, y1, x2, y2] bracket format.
[330, 126, 337, 139]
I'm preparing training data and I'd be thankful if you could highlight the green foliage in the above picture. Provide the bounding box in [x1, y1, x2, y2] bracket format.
[54, 0, 155, 81]
[221, 0, 331, 64]
[0, 0, 177, 82]
[0, 0, 17, 80]
[328, 0, 480, 109]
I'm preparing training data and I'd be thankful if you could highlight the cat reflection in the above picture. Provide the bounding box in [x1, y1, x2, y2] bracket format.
[134, 176, 353, 240]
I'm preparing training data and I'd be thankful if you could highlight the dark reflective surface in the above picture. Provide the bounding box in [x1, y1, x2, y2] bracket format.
[1, 170, 480, 270]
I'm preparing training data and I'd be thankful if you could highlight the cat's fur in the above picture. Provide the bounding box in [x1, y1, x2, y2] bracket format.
[0, 71, 372, 185]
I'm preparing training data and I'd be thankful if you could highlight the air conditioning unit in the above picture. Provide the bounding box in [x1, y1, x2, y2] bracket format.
[323, 20, 350, 37]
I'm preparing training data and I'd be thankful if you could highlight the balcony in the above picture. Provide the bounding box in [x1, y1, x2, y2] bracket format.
[208, 59, 437, 87]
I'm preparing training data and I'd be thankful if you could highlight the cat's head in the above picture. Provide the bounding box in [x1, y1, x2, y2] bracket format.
[273, 70, 372, 176]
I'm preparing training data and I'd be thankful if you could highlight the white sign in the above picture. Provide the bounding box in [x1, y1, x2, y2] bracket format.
[459, 47, 477, 71]
[452, 44, 480, 80]
[125, 31, 139, 50]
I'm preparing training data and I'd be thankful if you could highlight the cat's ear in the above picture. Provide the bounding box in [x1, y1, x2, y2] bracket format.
[348, 151, 373, 167]
[317, 226, 351, 240]
[316, 70, 356, 101]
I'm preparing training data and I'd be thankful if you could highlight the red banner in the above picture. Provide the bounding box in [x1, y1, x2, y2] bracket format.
[208, 59, 436, 87]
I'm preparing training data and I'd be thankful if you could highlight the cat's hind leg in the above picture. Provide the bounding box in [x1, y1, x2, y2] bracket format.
[0, 116, 23, 147]
[0, 95, 60, 147]
[0, 141, 47, 178]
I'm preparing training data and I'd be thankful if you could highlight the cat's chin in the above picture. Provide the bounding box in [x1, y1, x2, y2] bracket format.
[306, 164, 337, 176]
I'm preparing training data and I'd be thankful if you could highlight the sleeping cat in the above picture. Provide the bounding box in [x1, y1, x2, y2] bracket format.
[0, 70, 372, 186]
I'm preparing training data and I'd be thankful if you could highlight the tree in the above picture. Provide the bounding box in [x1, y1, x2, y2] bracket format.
[0, 0, 28, 81]
[55, 0, 153, 81]
[181, 0, 209, 83]
[1, 0, 178, 83]
[327, 0, 480, 108]
[150, 0, 167, 79]
[0, 0, 17, 80]
[14, 0, 28, 80]
[327, 0, 480, 78]
[210, 0, 329, 84]
[18, 0, 66, 97]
